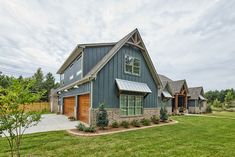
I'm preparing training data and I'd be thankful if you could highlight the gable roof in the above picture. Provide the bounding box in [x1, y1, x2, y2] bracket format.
[188, 87, 204, 100]
[158, 74, 189, 95]
[57, 29, 162, 91]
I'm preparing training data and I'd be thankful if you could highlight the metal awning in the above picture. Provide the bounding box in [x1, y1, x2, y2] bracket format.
[162, 91, 173, 98]
[115, 79, 152, 93]
[199, 95, 206, 101]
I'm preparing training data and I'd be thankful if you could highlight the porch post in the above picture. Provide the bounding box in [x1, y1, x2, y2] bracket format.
[175, 94, 178, 114]
[184, 94, 187, 113]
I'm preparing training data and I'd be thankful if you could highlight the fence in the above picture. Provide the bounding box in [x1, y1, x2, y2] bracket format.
[20, 102, 50, 112]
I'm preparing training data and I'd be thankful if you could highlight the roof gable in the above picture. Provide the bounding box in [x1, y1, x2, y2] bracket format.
[85, 28, 162, 88]
[189, 87, 204, 100]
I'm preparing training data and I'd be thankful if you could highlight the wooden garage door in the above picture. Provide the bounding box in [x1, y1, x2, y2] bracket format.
[63, 96, 75, 117]
[78, 94, 90, 124]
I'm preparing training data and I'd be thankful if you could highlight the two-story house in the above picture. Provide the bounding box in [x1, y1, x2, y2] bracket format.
[55, 29, 162, 125]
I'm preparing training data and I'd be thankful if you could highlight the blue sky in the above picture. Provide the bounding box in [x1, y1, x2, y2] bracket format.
[0, 0, 235, 91]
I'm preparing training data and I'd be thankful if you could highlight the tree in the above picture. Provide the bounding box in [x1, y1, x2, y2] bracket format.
[0, 78, 44, 157]
[32, 68, 44, 94]
[225, 91, 234, 108]
[96, 103, 109, 129]
[0, 74, 14, 88]
[43, 72, 55, 101]
[212, 99, 221, 108]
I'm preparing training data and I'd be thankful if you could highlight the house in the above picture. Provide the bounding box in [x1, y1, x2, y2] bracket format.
[55, 29, 163, 125]
[188, 87, 207, 113]
[158, 74, 189, 114]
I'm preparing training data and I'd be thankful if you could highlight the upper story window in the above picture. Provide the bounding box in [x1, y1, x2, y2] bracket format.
[125, 55, 140, 76]
[76, 56, 82, 80]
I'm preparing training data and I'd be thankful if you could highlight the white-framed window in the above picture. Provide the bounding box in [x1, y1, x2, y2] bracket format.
[120, 94, 143, 116]
[69, 75, 74, 80]
[124, 55, 140, 76]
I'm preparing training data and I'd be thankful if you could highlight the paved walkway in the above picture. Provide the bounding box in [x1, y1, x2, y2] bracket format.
[186, 114, 235, 120]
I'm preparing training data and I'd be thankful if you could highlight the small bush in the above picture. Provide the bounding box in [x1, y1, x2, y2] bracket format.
[130, 119, 141, 127]
[111, 121, 119, 128]
[151, 115, 160, 124]
[68, 116, 76, 121]
[140, 118, 151, 126]
[96, 103, 109, 129]
[84, 126, 96, 133]
[120, 120, 129, 128]
[206, 105, 212, 113]
[76, 123, 85, 131]
[160, 107, 168, 122]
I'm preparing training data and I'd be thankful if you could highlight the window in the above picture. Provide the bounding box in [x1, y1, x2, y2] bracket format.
[125, 55, 140, 75]
[76, 56, 82, 80]
[120, 95, 143, 116]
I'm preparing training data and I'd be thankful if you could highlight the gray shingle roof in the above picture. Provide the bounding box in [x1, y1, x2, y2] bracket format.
[188, 87, 204, 100]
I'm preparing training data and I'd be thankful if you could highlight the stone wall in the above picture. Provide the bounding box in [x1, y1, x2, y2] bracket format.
[90, 108, 160, 126]
[188, 107, 200, 114]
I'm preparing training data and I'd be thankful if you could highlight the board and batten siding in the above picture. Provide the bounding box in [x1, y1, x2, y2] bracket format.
[83, 46, 113, 76]
[59, 82, 91, 105]
[92, 44, 159, 108]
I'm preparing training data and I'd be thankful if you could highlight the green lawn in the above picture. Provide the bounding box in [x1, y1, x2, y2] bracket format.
[208, 111, 235, 118]
[1, 113, 235, 157]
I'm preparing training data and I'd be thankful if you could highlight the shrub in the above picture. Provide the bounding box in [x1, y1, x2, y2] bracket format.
[111, 121, 119, 128]
[84, 126, 96, 133]
[206, 105, 212, 113]
[96, 103, 109, 129]
[151, 115, 160, 124]
[130, 119, 141, 127]
[68, 116, 76, 121]
[140, 118, 151, 126]
[76, 123, 85, 131]
[160, 107, 168, 122]
[120, 120, 129, 128]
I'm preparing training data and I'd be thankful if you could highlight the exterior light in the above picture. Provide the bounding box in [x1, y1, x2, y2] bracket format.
[74, 85, 79, 88]
[64, 89, 68, 92]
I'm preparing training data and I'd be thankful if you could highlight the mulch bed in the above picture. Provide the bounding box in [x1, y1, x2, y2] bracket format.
[67, 120, 178, 136]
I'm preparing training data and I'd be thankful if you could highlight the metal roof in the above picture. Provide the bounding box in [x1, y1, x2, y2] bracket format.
[199, 95, 206, 101]
[115, 78, 152, 93]
[162, 91, 173, 98]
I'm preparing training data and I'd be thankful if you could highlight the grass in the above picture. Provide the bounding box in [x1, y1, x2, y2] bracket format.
[1, 113, 235, 157]
[208, 111, 235, 118]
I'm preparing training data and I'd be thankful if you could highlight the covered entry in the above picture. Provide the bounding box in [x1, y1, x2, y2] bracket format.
[77, 94, 90, 124]
[63, 96, 75, 117]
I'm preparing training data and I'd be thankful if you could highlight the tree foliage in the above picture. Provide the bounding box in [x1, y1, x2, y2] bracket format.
[0, 78, 44, 157]
[96, 103, 109, 129]
[205, 88, 235, 104]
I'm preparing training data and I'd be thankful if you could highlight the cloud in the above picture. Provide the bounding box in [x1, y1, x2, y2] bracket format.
[0, 0, 234, 91]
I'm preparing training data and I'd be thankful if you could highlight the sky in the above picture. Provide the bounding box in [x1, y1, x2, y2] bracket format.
[0, 0, 235, 91]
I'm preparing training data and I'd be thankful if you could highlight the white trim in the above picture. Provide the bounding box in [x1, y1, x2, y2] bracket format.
[89, 81, 93, 125]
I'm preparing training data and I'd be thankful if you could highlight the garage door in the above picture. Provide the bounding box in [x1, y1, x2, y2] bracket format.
[78, 94, 90, 124]
[63, 96, 75, 117]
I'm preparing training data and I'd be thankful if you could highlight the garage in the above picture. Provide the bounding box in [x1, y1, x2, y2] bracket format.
[78, 94, 90, 124]
[63, 96, 75, 117]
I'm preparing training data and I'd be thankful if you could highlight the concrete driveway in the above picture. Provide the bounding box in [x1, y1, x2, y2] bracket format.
[23, 114, 78, 134]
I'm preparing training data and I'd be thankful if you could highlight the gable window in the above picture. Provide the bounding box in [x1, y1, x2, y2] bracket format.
[120, 94, 143, 116]
[125, 55, 140, 76]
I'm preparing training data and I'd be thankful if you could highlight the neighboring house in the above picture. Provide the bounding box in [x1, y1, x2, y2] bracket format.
[188, 87, 207, 113]
[55, 29, 163, 125]
[158, 74, 189, 114]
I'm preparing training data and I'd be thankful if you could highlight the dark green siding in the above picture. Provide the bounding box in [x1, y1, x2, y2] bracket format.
[92, 44, 159, 108]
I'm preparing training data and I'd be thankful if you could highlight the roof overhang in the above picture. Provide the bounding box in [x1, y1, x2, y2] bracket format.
[162, 91, 173, 98]
[199, 95, 206, 101]
[116, 78, 152, 94]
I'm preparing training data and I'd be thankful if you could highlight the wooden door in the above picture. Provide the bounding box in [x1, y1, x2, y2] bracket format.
[78, 94, 90, 124]
[63, 96, 75, 117]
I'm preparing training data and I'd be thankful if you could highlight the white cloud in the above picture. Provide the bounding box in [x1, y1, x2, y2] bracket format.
[0, 0, 234, 91]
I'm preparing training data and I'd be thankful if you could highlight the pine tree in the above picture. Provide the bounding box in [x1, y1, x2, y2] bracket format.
[96, 103, 109, 129]
[160, 106, 168, 121]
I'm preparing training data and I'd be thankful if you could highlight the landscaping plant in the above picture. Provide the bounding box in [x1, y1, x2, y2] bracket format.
[151, 115, 160, 124]
[76, 123, 85, 131]
[120, 120, 129, 128]
[96, 103, 109, 129]
[160, 106, 169, 122]
[140, 118, 151, 126]
[111, 121, 119, 128]
[131, 119, 141, 127]
[0, 78, 44, 157]
[84, 126, 96, 133]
